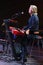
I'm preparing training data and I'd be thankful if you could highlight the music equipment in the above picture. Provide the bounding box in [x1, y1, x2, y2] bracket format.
[9, 26, 25, 36]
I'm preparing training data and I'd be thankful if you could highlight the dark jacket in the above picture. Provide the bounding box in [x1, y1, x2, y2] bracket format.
[23, 14, 39, 33]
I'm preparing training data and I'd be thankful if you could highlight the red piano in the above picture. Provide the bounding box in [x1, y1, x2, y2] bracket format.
[9, 26, 25, 36]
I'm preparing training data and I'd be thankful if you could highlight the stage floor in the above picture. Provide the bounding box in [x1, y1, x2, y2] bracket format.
[0, 39, 43, 65]
[0, 55, 40, 65]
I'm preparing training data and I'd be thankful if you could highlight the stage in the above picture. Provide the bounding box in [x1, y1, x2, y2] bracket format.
[0, 54, 40, 65]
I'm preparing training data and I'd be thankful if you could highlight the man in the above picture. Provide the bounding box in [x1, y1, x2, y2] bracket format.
[23, 5, 39, 45]
[21, 5, 39, 62]
[24, 5, 39, 35]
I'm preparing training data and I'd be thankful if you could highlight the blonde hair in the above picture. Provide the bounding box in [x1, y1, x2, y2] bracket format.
[30, 5, 38, 15]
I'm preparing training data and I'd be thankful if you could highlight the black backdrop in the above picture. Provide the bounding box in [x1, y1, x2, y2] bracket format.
[0, 0, 43, 30]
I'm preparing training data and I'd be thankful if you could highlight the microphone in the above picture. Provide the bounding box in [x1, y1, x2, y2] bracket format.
[11, 11, 24, 19]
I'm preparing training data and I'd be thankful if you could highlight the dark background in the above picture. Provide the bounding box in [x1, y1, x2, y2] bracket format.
[0, 0, 43, 30]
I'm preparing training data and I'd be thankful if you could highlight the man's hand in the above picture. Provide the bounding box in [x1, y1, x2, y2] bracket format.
[26, 29, 30, 35]
[34, 31, 39, 35]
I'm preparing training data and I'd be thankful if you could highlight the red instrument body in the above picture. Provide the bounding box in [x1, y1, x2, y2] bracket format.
[9, 26, 24, 36]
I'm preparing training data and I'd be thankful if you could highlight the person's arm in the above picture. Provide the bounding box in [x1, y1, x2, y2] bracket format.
[34, 31, 39, 35]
